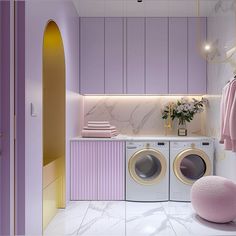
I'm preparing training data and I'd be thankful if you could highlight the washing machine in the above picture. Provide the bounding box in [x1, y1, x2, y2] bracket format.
[170, 139, 214, 201]
[126, 141, 169, 201]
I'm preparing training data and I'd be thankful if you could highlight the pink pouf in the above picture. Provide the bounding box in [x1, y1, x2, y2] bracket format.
[191, 176, 236, 223]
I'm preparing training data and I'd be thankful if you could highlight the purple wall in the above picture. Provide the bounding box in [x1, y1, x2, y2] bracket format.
[25, 1, 80, 234]
[15, 1, 25, 234]
[0, 1, 11, 235]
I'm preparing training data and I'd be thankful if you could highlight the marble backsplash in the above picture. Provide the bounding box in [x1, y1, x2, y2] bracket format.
[83, 96, 205, 136]
[205, 0, 236, 180]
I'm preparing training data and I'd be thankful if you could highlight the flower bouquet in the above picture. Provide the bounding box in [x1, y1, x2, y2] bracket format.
[162, 97, 208, 136]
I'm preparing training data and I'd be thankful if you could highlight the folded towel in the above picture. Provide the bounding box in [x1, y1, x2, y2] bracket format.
[81, 129, 118, 138]
[88, 121, 110, 124]
[84, 126, 116, 131]
[87, 124, 111, 128]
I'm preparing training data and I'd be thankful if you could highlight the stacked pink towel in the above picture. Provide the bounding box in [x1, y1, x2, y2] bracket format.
[82, 121, 119, 138]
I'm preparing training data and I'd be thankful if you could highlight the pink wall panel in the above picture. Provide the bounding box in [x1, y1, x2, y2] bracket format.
[169, 17, 188, 94]
[80, 18, 105, 94]
[105, 18, 124, 94]
[146, 18, 168, 94]
[71, 141, 125, 201]
[188, 17, 207, 94]
[126, 18, 145, 94]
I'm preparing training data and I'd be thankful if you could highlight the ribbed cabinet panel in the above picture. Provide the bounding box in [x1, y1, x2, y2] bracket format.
[71, 141, 125, 200]
[97, 141, 125, 200]
[71, 141, 98, 200]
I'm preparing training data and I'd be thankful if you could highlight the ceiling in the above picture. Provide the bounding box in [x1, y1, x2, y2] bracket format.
[72, 0, 219, 17]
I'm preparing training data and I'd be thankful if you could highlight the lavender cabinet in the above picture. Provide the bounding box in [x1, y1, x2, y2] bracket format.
[105, 18, 124, 94]
[126, 18, 145, 94]
[79, 17, 207, 95]
[169, 18, 188, 94]
[188, 18, 207, 94]
[71, 140, 125, 200]
[146, 18, 168, 94]
[80, 18, 105, 94]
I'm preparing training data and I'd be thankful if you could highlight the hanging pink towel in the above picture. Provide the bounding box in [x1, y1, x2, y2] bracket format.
[220, 79, 236, 152]
[220, 82, 230, 144]
[229, 80, 236, 152]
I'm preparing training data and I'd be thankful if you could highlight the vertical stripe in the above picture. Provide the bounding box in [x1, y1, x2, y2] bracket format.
[71, 141, 125, 200]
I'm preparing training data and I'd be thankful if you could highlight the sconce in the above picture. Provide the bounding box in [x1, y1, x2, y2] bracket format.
[196, 0, 236, 66]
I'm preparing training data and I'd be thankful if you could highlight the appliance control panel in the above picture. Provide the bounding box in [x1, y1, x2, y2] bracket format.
[171, 140, 213, 149]
[126, 141, 168, 149]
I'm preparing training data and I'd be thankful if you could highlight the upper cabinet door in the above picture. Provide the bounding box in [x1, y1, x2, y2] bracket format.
[188, 17, 207, 94]
[169, 18, 188, 94]
[105, 18, 124, 94]
[126, 18, 145, 94]
[146, 18, 168, 94]
[80, 18, 105, 94]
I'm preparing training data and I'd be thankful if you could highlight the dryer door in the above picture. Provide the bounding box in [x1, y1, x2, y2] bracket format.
[128, 149, 167, 185]
[174, 148, 212, 185]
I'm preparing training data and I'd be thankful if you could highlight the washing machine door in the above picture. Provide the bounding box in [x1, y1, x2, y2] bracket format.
[174, 148, 211, 185]
[128, 149, 167, 185]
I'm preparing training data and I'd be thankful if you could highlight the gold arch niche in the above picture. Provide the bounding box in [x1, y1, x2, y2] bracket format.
[42, 20, 66, 230]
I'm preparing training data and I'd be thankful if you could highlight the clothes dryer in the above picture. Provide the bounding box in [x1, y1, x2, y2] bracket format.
[170, 139, 214, 201]
[126, 141, 169, 201]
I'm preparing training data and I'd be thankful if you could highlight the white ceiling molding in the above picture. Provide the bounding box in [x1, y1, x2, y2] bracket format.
[72, 0, 217, 17]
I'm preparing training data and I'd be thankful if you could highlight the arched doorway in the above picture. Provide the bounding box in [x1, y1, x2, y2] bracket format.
[42, 21, 66, 230]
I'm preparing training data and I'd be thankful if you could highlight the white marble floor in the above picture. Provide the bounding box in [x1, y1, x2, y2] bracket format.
[44, 201, 236, 236]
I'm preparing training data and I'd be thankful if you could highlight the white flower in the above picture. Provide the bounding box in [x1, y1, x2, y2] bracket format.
[176, 105, 184, 113]
[181, 97, 189, 104]
[202, 98, 208, 105]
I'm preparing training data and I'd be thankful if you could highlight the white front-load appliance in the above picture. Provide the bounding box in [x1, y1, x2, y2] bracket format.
[126, 141, 169, 201]
[170, 139, 214, 201]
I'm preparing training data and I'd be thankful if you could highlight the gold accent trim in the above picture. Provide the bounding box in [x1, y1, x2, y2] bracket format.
[173, 148, 211, 185]
[43, 20, 66, 230]
[128, 148, 167, 186]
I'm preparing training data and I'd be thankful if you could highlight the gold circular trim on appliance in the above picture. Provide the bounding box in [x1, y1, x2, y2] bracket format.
[128, 148, 167, 186]
[173, 148, 212, 185]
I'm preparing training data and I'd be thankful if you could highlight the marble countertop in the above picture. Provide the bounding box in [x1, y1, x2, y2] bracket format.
[71, 134, 213, 141]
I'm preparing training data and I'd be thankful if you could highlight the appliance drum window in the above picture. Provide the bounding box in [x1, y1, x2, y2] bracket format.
[180, 154, 206, 180]
[129, 149, 167, 185]
[135, 154, 162, 180]
[174, 148, 212, 185]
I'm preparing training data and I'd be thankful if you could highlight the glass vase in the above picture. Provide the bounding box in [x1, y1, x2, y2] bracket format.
[178, 119, 187, 136]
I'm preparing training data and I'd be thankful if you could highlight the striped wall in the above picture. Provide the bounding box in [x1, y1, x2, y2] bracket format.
[71, 140, 125, 200]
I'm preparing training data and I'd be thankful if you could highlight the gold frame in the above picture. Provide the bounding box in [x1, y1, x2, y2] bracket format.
[128, 149, 167, 186]
[43, 20, 66, 230]
[173, 148, 212, 185]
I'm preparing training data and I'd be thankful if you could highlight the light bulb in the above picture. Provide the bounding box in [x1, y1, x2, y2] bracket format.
[204, 44, 211, 52]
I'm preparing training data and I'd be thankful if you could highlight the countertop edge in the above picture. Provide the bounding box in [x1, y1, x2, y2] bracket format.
[70, 135, 214, 142]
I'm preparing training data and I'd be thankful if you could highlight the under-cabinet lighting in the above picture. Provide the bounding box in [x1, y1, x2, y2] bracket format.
[82, 94, 206, 97]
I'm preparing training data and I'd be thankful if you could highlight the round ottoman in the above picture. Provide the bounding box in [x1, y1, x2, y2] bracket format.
[191, 176, 236, 223]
